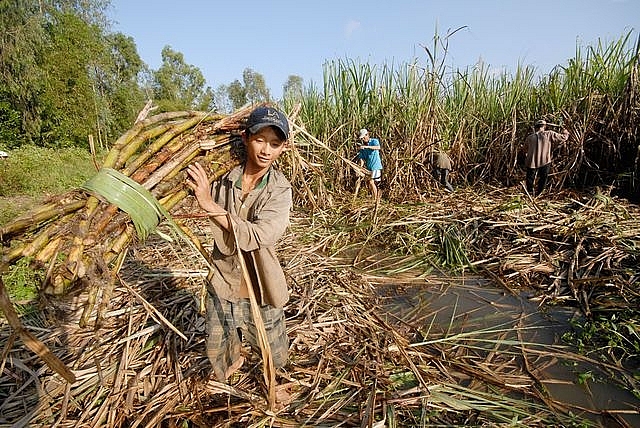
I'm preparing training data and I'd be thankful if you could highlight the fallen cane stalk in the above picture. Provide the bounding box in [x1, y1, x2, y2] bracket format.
[0, 265, 76, 383]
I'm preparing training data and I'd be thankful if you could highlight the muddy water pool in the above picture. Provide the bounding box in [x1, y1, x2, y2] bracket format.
[378, 277, 639, 426]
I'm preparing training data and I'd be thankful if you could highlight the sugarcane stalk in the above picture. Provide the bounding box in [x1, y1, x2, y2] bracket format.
[159, 190, 189, 212]
[21, 226, 56, 259]
[166, 136, 235, 183]
[152, 148, 236, 199]
[114, 123, 175, 170]
[144, 153, 233, 203]
[142, 141, 202, 190]
[48, 222, 129, 296]
[104, 224, 135, 265]
[199, 135, 230, 151]
[4, 217, 82, 291]
[98, 211, 129, 239]
[132, 136, 197, 198]
[79, 280, 100, 328]
[103, 111, 203, 168]
[131, 132, 193, 183]
[227, 213, 276, 410]
[9, 215, 69, 265]
[65, 204, 101, 285]
[95, 248, 126, 328]
[173, 219, 211, 317]
[86, 203, 120, 242]
[0, 198, 86, 241]
[2, 244, 26, 266]
[103, 125, 145, 168]
[122, 116, 207, 178]
[132, 138, 200, 187]
[82, 195, 101, 218]
[50, 269, 71, 295]
[35, 237, 62, 264]
[206, 104, 253, 133]
[78, 246, 114, 328]
[65, 235, 87, 284]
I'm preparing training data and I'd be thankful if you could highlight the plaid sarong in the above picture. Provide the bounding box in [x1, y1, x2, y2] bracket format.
[205, 291, 288, 381]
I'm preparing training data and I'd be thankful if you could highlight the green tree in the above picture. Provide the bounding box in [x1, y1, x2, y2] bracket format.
[283, 74, 303, 102]
[0, 0, 47, 146]
[199, 86, 215, 112]
[0, 0, 143, 148]
[50, 0, 110, 30]
[39, 10, 105, 146]
[243, 68, 270, 104]
[217, 68, 271, 111]
[38, 0, 115, 146]
[227, 80, 247, 111]
[152, 45, 212, 112]
[213, 84, 234, 113]
[101, 32, 147, 135]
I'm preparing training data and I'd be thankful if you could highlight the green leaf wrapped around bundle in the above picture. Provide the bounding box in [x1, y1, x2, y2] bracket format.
[82, 167, 165, 242]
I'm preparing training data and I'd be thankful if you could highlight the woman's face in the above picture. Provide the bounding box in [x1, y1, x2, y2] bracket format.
[244, 126, 286, 170]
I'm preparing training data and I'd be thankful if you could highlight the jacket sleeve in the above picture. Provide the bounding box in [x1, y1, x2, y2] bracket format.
[551, 130, 569, 144]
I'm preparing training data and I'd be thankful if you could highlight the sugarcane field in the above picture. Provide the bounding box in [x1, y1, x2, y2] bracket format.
[2, 15, 640, 427]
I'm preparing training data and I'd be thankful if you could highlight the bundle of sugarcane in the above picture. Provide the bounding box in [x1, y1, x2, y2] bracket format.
[0, 104, 258, 383]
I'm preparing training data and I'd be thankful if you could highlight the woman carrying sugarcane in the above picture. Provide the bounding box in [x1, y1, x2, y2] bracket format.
[186, 105, 292, 382]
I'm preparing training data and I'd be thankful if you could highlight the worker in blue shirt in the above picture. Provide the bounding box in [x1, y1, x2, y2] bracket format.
[356, 128, 383, 201]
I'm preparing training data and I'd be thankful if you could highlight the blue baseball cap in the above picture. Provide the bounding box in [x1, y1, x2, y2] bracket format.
[246, 106, 290, 140]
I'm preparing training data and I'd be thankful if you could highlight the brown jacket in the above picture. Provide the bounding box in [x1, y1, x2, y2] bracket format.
[207, 165, 292, 308]
[524, 130, 568, 169]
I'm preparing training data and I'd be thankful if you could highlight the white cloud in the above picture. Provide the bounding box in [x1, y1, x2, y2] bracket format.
[345, 20, 361, 38]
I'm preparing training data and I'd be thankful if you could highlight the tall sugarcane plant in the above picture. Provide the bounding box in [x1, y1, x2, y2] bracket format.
[284, 30, 640, 200]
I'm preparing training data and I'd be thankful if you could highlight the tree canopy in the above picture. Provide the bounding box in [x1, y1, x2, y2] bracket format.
[0, 0, 291, 148]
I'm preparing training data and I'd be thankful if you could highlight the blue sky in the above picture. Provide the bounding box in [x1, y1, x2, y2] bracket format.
[108, 0, 639, 100]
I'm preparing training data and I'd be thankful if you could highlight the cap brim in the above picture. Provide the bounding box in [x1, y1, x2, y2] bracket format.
[248, 123, 288, 140]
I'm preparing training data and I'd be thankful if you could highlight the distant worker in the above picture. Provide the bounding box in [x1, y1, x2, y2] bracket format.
[356, 128, 383, 201]
[433, 151, 454, 192]
[523, 119, 569, 196]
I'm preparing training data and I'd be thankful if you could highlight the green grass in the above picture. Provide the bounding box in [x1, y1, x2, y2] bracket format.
[2, 257, 42, 303]
[1, 257, 43, 318]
